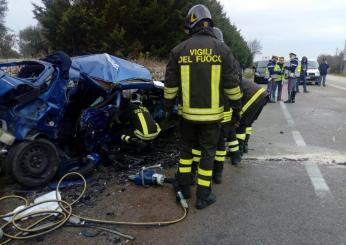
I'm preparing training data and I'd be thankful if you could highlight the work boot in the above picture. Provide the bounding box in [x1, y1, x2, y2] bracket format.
[304, 90, 309, 93]
[180, 185, 191, 199]
[238, 139, 245, 156]
[175, 173, 192, 199]
[196, 187, 216, 209]
[213, 173, 222, 184]
[213, 162, 223, 184]
[243, 134, 250, 154]
[230, 151, 242, 166]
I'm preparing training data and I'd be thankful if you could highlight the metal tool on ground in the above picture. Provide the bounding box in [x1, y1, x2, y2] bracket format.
[129, 164, 189, 210]
[128, 164, 175, 186]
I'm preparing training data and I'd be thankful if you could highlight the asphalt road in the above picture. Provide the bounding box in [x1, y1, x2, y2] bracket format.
[132, 75, 346, 245]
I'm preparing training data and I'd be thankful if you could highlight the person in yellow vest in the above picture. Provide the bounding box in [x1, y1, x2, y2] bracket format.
[271, 57, 285, 101]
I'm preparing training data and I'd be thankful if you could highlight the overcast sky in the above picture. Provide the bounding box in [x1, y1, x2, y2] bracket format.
[5, 0, 346, 60]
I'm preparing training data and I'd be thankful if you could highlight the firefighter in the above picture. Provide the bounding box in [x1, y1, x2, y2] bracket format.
[284, 52, 301, 103]
[164, 5, 242, 209]
[119, 90, 161, 148]
[232, 79, 269, 160]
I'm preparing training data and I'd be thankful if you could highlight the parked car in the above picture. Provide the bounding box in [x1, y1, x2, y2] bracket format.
[253, 60, 269, 84]
[0, 52, 166, 187]
[306, 60, 320, 85]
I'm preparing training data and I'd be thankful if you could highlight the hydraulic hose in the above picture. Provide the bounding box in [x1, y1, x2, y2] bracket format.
[0, 172, 188, 244]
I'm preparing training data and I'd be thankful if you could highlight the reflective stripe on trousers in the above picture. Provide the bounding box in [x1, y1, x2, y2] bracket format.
[197, 166, 213, 187]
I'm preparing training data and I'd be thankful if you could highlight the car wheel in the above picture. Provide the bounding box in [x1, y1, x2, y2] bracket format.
[6, 139, 59, 188]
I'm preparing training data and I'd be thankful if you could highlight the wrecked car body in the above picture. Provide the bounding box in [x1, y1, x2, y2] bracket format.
[0, 53, 166, 187]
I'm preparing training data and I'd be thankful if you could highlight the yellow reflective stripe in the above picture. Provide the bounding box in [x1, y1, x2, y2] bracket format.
[134, 124, 161, 141]
[222, 110, 232, 123]
[164, 92, 177, 99]
[227, 92, 243, 100]
[197, 178, 211, 187]
[221, 117, 232, 123]
[179, 159, 193, 165]
[246, 127, 253, 134]
[228, 140, 239, 146]
[164, 86, 178, 93]
[230, 146, 239, 152]
[215, 156, 226, 161]
[134, 130, 160, 140]
[121, 135, 131, 143]
[179, 167, 191, 173]
[182, 106, 224, 114]
[241, 88, 265, 116]
[192, 149, 201, 155]
[193, 157, 201, 162]
[224, 86, 241, 95]
[181, 65, 190, 108]
[236, 133, 246, 140]
[211, 65, 221, 109]
[182, 112, 223, 122]
[164, 86, 179, 99]
[137, 113, 148, 135]
[198, 167, 212, 177]
[216, 150, 227, 156]
[224, 111, 232, 117]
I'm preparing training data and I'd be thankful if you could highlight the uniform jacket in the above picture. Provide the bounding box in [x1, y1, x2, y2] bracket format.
[240, 79, 268, 116]
[164, 27, 242, 123]
[286, 57, 300, 78]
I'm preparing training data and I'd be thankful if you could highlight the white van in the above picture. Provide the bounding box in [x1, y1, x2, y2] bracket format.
[306, 60, 320, 85]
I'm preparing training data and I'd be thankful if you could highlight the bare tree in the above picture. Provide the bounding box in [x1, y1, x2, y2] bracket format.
[247, 39, 263, 56]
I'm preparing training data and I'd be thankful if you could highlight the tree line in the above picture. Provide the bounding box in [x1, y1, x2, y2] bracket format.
[1, 0, 254, 67]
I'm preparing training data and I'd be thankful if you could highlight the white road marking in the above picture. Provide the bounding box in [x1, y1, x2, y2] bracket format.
[304, 162, 332, 199]
[278, 101, 334, 200]
[279, 101, 294, 125]
[292, 130, 307, 147]
[328, 83, 346, 91]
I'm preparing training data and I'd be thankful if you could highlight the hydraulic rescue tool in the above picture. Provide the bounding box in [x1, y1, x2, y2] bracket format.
[128, 164, 188, 210]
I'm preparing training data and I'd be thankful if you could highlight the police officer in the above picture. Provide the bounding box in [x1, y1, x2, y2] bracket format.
[164, 5, 242, 209]
[285, 52, 301, 103]
[119, 90, 161, 148]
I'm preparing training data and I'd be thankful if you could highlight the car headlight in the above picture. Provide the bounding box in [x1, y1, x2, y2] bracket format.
[0, 120, 15, 146]
[0, 128, 15, 145]
[315, 71, 320, 76]
[255, 72, 260, 76]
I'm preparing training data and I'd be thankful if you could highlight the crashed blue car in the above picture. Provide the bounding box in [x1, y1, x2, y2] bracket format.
[0, 52, 165, 187]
